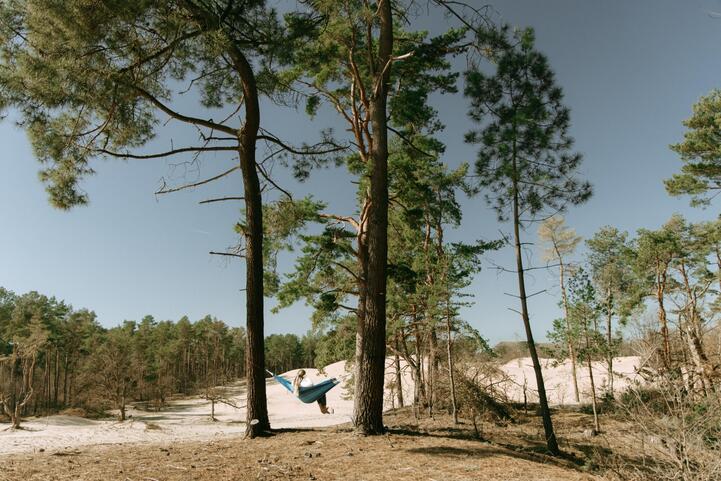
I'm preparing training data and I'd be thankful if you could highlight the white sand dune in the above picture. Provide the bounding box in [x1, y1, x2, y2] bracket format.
[0, 355, 640, 455]
[496, 356, 642, 405]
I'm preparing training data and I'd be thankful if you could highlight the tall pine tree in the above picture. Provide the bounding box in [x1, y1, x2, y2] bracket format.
[464, 27, 591, 455]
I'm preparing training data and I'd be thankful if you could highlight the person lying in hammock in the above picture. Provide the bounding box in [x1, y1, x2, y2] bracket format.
[293, 369, 334, 414]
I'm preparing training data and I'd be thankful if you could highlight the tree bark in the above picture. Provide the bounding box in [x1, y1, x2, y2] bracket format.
[227, 46, 269, 438]
[512, 171, 560, 455]
[606, 286, 614, 397]
[656, 265, 671, 369]
[446, 298, 458, 425]
[678, 262, 715, 394]
[394, 334, 404, 408]
[427, 327, 438, 417]
[352, 0, 392, 435]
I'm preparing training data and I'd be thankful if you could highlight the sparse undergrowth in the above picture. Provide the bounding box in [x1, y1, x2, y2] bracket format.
[0, 407, 645, 481]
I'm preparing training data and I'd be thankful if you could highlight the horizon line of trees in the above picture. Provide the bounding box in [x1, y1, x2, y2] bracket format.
[0, 286, 347, 428]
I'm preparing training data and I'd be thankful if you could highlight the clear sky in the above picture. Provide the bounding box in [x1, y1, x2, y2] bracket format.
[2, 0, 721, 344]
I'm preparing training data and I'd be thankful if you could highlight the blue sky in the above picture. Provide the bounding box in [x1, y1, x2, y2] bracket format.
[2, 0, 721, 344]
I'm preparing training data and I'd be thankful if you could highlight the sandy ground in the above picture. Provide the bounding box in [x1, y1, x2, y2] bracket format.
[0, 356, 640, 456]
[0, 409, 602, 481]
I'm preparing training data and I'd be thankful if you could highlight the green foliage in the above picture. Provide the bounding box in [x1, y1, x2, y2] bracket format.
[264, 333, 303, 374]
[263, 197, 326, 295]
[0, 0, 299, 208]
[666, 90, 721, 206]
[566, 268, 605, 362]
[464, 27, 591, 222]
[586, 226, 636, 361]
[312, 316, 357, 369]
[0, 285, 254, 417]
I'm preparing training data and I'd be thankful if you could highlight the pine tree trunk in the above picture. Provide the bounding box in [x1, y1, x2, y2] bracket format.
[585, 322, 600, 433]
[512, 172, 560, 455]
[352, 0, 392, 436]
[394, 334, 404, 408]
[427, 328, 439, 417]
[606, 287, 614, 397]
[119, 395, 126, 422]
[445, 300, 458, 425]
[227, 46, 269, 438]
[54, 349, 60, 407]
[657, 266, 671, 368]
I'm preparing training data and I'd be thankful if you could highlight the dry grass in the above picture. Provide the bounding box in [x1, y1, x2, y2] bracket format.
[0, 408, 609, 481]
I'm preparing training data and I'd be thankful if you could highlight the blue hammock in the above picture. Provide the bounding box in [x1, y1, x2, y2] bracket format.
[267, 370, 340, 404]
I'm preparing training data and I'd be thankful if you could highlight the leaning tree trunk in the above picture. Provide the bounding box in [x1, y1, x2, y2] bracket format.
[352, 0, 392, 436]
[512, 172, 560, 455]
[228, 46, 269, 438]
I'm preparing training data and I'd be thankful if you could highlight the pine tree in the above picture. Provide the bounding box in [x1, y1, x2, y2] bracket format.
[279, 2, 476, 432]
[586, 227, 635, 396]
[0, 0, 330, 437]
[464, 27, 592, 455]
[566, 268, 602, 434]
[666, 90, 721, 206]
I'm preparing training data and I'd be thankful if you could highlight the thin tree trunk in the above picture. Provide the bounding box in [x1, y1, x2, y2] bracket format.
[63, 353, 69, 406]
[54, 349, 60, 407]
[427, 328, 438, 417]
[352, 0, 392, 435]
[558, 259, 580, 403]
[394, 334, 404, 408]
[657, 266, 671, 368]
[585, 319, 600, 433]
[411, 315, 426, 407]
[679, 262, 715, 393]
[606, 286, 614, 397]
[512, 171, 559, 455]
[446, 298, 458, 425]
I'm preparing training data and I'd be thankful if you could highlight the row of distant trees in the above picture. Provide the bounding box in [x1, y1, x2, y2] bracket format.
[0, 288, 345, 428]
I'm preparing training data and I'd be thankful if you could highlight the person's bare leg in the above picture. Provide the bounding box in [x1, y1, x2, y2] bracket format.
[317, 394, 333, 414]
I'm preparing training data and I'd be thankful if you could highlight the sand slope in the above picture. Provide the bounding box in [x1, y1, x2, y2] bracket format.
[497, 356, 641, 405]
